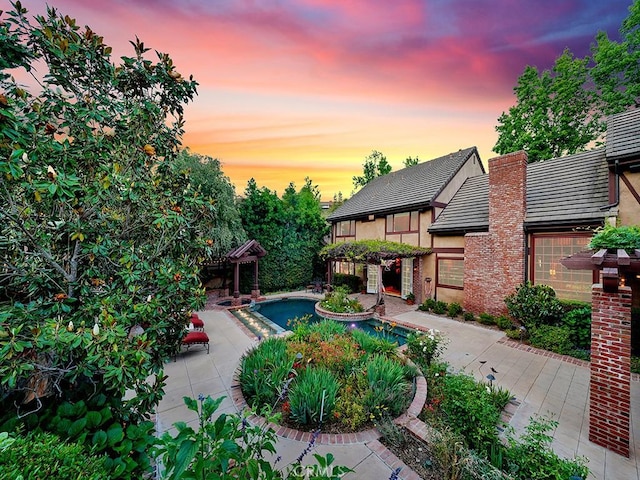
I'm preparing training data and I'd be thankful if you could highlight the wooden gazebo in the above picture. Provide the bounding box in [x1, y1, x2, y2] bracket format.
[226, 240, 267, 306]
[561, 248, 639, 457]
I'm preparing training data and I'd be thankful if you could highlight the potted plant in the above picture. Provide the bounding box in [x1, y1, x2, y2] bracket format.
[405, 292, 415, 305]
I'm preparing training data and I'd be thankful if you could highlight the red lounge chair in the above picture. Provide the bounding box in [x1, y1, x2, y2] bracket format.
[181, 331, 210, 354]
[190, 314, 204, 330]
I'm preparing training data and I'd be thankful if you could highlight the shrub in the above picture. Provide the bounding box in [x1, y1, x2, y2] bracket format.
[504, 282, 563, 329]
[351, 328, 398, 356]
[505, 328, 525, 340]
[320, 286, 364, 313]
[240, 338, 294, 406]
[0, 431, 110, 480]
[588, 224, 640, 252]
[419, 298, 436, 311]
[432, 300, 448, 315]
[406, 329, 449, 367]
[447, 302, 463, 318]
[376, 417, 408, 448]
[154, 395, 352, 479]
[363, 355, 412, 418]
[503, 415, 589, 480]
[478, 312, 496, 325]
[331, 273, 361, 293]
[426, 365, 502, 454]
[632, 356, 640, 375]
[463, 311, 475, 322]
[495, 315, 514, 330]
[559, 299, 591, 314]
[561, 306, 592, 350]
[289, 367, 340, 425]
[529, 325, 574, 355]
[307, 319, 347, 340]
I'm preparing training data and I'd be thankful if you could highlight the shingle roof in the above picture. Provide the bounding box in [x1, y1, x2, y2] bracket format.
[327, 147, 479, 221]
[606, 108, 640, 162]
[426, 175, 488, 234]
[428, 148, 609, 234]
[525, 148, 609, 227]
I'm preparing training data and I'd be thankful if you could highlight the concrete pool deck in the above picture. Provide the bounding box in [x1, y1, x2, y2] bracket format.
[156, 293, 639, 480]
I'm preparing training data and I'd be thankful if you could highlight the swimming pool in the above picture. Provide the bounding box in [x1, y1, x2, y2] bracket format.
[245, 297, 409, 344]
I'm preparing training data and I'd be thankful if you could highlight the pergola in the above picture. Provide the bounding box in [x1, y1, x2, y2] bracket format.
[225, 239, 267, 305]
[561, 248, 639, 457]
[321, 240, 432, 305]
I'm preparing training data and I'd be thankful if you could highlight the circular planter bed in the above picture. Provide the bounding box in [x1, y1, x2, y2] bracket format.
[233, 319, 427, 444]
[314, 302, 374, 322]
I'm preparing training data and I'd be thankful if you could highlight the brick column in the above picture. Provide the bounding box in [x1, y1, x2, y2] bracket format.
[589, 284, 632, 457]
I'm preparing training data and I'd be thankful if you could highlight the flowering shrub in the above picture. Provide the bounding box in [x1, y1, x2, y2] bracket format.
[320, 286, 364, 313]
[406, 328, 449, 367]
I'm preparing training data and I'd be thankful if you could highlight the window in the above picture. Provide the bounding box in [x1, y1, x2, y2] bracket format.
[386, 211, 419, 233]
[531, 234, 594, 302]
[336, 220, 355, 237]
[437, 258, 463, 288]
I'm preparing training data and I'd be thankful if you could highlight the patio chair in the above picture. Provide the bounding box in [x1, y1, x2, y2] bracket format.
[189, 313, 204, 331]
[181, 331, 210, 354]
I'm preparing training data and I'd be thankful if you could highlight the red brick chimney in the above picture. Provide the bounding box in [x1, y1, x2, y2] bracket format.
[464, 151, 527, 315]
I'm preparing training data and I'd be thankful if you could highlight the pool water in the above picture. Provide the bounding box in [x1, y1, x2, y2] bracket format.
[249, 297, 409, 345]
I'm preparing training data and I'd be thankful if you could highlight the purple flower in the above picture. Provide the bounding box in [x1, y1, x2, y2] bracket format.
[295, 428, 321, 464]
[389, 467, 402, 480]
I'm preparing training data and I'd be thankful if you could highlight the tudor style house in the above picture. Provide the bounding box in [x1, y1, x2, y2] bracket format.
[326, 109, 640, 311]
[429, 108, 640, 316]
[326, 146, 485, 302]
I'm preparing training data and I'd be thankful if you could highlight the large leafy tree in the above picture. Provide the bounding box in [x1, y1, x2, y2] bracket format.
[0, 4, 220, 474]
[495, 1, 640, 161]
[494, 49, 601, 161]
[352, 150, 392, 190]
[591, 0, 640, 114]
[239, 178, 328, 291]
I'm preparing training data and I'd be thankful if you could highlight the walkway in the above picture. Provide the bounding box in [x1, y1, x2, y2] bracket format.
[156, 293, 639, 480]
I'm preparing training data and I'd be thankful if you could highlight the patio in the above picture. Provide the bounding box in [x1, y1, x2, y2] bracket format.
[157, 293, 639, 479]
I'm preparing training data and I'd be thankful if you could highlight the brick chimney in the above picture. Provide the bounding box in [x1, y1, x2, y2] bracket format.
[464, 151, 527, 315]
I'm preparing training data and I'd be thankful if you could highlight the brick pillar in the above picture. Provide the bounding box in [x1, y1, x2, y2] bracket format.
[589, 284, 632, 457]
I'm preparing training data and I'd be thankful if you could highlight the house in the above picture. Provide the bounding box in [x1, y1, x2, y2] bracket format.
[429, 108, 640, 316]
[326, 146, 484, 302]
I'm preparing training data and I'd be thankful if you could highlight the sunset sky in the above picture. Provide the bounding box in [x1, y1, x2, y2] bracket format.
[14, 0, 633, 200]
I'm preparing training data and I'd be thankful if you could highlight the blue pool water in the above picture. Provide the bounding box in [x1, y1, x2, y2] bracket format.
[250, 297, 409, 345]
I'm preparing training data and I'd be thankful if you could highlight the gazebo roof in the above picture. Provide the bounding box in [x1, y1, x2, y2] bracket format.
[226, 239, 267, 262]
[560, 248, 640, 292]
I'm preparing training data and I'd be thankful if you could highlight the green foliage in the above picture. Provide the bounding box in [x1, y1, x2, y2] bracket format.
[0, 5, 230, 475]
[424, 363, 503, 455]
[528, 325, 574, 355]
[447, 302, 463, 318]
[154, 395, 353, 479]
[503, 415, 589, 480]
[419, 298, 437, 312]
[504, 282, 563, 329]
[591, 1, 640, 115]
[1, 393, 156, 477]
[588, 224, 640, 252]
[632, 356, 640, 375]
[239, 338, 294, 407]
[289, 367, 340, 425]
[561, 306, 592, 350]
[0, 431, 110, 480]
[403, 156, 420, 168]
[319, 286, 364, 313]
[478, 312, 496, 325]
[239, 178, 329, 292]
[376, 416, 408, 448]
[363, 354, 411, 418]
[431, 300, 448, 315]
[495, 49, 602, 161]
[331, 273, 361, 293]
[463, 311, 476, 322]
[495, 315, 514, 330]
[429, 427, 466, 480]
[351, 328, 398, 356]
[352, 150, 392, 190]
[406, 329, 448, 368]
[320, 240, 431, 264]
